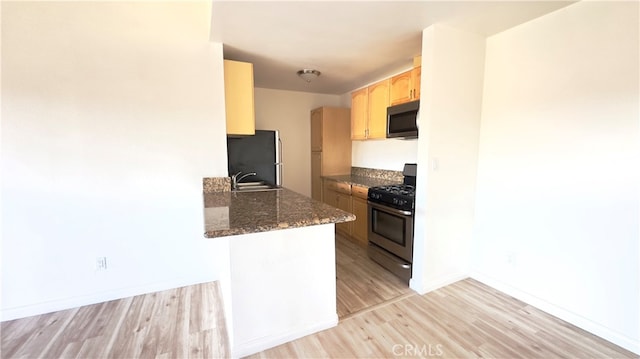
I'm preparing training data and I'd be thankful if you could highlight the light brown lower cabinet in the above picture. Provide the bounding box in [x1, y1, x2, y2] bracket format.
[323, 180, 352, 237]
[350, 185, 369, 247]
[311, 152, 323, 201]
[323, 180, 369, 245]
[334, 192, 352, 236]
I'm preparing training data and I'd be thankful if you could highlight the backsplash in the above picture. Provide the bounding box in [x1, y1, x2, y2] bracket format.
[352, 167, 403, 181]
[203, 177, 231, 193]
[351, 139, 418, 172]
[204, 170, 402, 194]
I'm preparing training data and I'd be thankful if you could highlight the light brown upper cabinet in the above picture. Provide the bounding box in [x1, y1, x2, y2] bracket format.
[350, 87, 368, 140]
[224, 60, 255, 135]
[389, 70, 412, 105]
[351, 79, 389, 140]
[367, 79, 390, 139]
[412, 56, 422, 102]
[412, 66, 421, 101]
[390, 66, 421, 106]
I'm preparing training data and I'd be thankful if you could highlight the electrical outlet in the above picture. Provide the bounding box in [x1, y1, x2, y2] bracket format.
[96, 257, 108, 271]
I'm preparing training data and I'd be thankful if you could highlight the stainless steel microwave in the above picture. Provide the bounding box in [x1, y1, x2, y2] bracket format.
[386, 100, 419, 139]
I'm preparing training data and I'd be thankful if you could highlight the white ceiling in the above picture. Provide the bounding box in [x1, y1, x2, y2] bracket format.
[210, 1, 575, 95]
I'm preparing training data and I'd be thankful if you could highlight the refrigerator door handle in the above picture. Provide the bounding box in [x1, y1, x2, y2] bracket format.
[276, 137, 283, 187]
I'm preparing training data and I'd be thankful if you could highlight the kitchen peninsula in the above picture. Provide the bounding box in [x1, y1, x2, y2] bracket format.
[202, 178, 355, 357]
[204, 187, 355, 238]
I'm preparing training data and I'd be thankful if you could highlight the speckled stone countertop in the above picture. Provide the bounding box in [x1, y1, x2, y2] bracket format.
[204, 188, 356, 238]
[321, 175, 402, 188]
[322, 167, 404, 188]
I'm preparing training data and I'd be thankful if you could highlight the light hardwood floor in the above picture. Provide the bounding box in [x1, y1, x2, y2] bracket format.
[335, 234, 413, 318]
[249, 278, 637, 359]
[1, 282, 229, 359]
[2, 239, 636, 359]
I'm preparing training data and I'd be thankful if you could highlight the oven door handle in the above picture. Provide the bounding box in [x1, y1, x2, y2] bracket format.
[368, 201, 413, 216]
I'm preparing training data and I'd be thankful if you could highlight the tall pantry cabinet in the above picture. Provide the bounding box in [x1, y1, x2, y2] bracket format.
[310, 107, 351, 201]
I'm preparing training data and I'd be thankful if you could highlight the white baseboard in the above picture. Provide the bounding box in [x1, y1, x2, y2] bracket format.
[471, 272, 640, 355]
[410, 273, 469, 295]
[231, 316, 339, 358]
[0, 275, 217, 322]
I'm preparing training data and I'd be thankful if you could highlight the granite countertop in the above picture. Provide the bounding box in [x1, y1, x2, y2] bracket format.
[204, 188, 356, 238]
[321, 174, 402, 188]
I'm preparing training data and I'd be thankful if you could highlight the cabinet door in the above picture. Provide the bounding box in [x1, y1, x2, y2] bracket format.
[351, 196, 368, 247]
[335, 192, 352, 236]
[389, 70, 412, 106]
[412, 66, 421, 101]
[311, 152, 323, 201]
[367, 79, 390, 139]
[350, 88, 368, 140]
[310, 108, 323, 152]
[224, 60, 255, 135]
[322, 181, 337, 207]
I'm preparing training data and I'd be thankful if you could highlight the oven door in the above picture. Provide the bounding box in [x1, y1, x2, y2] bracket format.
[368, 201, 414, 262]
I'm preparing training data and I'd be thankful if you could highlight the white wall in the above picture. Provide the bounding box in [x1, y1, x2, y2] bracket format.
[339, 92, 351, 108]
[1, 2, 230, 320]
[352, 139, 418, 171]
[410, 25, 485, 293]
[254, 88, 342, 196]
[472, 1, 639, 353]
[229, 224, 338, 357]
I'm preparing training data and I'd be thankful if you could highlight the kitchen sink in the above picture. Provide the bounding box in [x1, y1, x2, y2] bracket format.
[233, 182, 282, 192]
[237, 182, 264, 186]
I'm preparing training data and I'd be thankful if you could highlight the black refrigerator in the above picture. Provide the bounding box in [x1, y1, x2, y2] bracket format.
[226, 130, 282, 186]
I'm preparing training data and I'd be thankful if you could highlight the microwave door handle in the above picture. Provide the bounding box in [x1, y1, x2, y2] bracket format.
[415, 110, 420, 130]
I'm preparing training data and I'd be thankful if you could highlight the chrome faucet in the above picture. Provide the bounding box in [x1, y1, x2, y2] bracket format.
[231, 171, 257, 190]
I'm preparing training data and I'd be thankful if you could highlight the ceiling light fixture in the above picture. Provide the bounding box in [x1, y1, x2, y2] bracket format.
[297, 69, 321, 83]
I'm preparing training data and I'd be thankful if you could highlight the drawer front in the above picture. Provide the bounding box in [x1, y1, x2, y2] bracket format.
[351, 185, 368, 199]
[324, 180, 351, 195]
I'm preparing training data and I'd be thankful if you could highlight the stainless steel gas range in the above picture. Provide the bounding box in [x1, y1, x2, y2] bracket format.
[367, 163, 417, 282]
